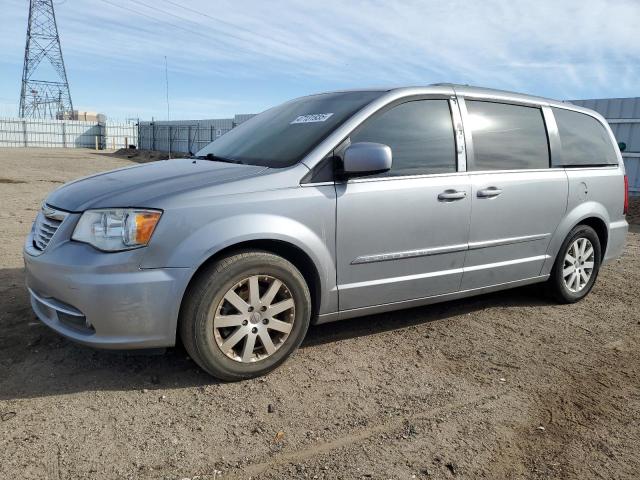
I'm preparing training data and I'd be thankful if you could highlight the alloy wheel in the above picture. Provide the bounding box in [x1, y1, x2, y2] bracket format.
[562, 237, 595, 293]
[212, 275, 295, 363]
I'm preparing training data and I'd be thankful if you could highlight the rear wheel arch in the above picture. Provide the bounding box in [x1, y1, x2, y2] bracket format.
[544, 215, 608, 299]
[576, 216, 608, 257]
[548, 223, 602, 303]
[543, 208, 610, 277]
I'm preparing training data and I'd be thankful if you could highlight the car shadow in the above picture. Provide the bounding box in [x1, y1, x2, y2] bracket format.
[304, 283, 552, 347]
[0, 267, 553, 401]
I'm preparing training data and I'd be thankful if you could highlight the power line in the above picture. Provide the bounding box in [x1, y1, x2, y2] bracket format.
[97, 0, 302, 65]
[97, 0, 279, 64]
[129, 0, 251, 47]
[96, 0, 210, 40]
[160, 0, 291, 51]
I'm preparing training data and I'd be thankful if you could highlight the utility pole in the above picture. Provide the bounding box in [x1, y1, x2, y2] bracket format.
[19, 0, 73, 119]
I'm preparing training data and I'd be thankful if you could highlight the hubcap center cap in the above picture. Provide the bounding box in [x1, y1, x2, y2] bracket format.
[249, 311, 262, 325]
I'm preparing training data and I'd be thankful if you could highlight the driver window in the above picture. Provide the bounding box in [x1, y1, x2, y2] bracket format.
[350, 99, 456, 177]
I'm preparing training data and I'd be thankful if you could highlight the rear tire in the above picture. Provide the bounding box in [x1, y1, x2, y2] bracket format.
[179, 251, 311, 381]
[548, 225, 602, 304]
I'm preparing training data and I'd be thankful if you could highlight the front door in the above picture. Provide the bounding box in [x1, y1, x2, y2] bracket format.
[336, 98, 471, 311]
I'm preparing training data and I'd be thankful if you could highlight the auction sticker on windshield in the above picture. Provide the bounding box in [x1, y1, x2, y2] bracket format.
[290, 113, 334, 124]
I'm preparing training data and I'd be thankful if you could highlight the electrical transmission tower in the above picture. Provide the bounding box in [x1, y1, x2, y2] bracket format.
[19, 0, 73, 119]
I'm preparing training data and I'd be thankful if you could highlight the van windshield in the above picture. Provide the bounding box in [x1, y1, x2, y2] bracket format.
[196, 91, 384, 168]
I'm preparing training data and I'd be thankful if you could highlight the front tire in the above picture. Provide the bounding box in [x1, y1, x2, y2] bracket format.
[549, 225, 602, 303]
[179, 251, 311, 381]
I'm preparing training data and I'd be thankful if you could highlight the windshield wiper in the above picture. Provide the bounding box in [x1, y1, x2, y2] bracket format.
[197, 153, 244, 164]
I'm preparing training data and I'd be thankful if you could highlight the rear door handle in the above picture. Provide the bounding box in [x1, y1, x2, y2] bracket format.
[477, 187, 503, 198]
[438, 189, 467, 201]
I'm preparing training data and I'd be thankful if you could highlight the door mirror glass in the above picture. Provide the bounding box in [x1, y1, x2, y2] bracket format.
[343, 142, 392, 175]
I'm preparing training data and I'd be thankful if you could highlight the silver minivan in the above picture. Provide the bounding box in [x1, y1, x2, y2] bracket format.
[24, 84, 629, 380]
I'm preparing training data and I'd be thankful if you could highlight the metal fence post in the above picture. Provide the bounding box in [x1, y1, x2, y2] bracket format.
[99, 122, 105, 150]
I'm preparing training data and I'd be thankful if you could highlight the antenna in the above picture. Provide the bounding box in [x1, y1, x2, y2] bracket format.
[165, 55, 171, 159]
[19, 0, 73, 119]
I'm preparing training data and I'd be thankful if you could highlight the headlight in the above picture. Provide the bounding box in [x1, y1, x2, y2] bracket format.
[72, 209, 162, 251]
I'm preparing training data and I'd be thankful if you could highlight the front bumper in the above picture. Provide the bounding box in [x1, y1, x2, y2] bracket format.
[24, 225, 192, 349]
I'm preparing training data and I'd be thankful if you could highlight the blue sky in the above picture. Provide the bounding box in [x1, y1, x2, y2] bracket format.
[1, 0, 638, 121]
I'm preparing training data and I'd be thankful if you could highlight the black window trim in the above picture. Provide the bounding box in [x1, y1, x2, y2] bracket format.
[461, 97, 552, 173]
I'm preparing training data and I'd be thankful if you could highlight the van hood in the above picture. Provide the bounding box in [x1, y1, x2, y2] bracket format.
[46, 158, 268, 212]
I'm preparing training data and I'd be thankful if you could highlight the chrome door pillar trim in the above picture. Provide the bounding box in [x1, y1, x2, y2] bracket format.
[456, 96, 476, 172]
[542, 105, 563, 167]
[449, 96, 467, 172]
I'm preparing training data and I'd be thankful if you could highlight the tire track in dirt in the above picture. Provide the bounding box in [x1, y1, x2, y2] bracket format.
[240, 393, 506, 478]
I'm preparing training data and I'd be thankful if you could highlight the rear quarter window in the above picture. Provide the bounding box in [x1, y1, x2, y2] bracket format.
[552, 107, 618, 167]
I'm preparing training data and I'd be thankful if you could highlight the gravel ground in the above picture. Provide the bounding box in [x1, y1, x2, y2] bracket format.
[0, 148, 639, 480]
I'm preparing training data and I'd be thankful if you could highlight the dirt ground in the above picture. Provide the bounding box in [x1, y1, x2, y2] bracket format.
[0, 148, 639, 480]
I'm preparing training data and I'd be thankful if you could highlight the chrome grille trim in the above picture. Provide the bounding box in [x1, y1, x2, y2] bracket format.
[32, 205, 68, 253]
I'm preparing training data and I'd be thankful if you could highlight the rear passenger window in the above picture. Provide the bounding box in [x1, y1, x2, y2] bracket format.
[350, 99, 456, 177]
[466, 101, 549, 170]
[552, 108, 617, 166]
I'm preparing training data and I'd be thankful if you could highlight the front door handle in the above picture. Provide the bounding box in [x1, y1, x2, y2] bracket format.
[477, 187, 503, 198]
[438, 189, 467, 201]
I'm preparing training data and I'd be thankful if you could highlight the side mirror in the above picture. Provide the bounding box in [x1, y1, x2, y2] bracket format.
[343, 142, 392, 175]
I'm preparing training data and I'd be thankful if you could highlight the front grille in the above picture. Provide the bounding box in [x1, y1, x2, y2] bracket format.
[32, 205, 68, 252]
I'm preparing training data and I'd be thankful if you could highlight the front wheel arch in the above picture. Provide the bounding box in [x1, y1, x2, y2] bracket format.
[179, 250, 312, 380]
[179, 239, 321, 326]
